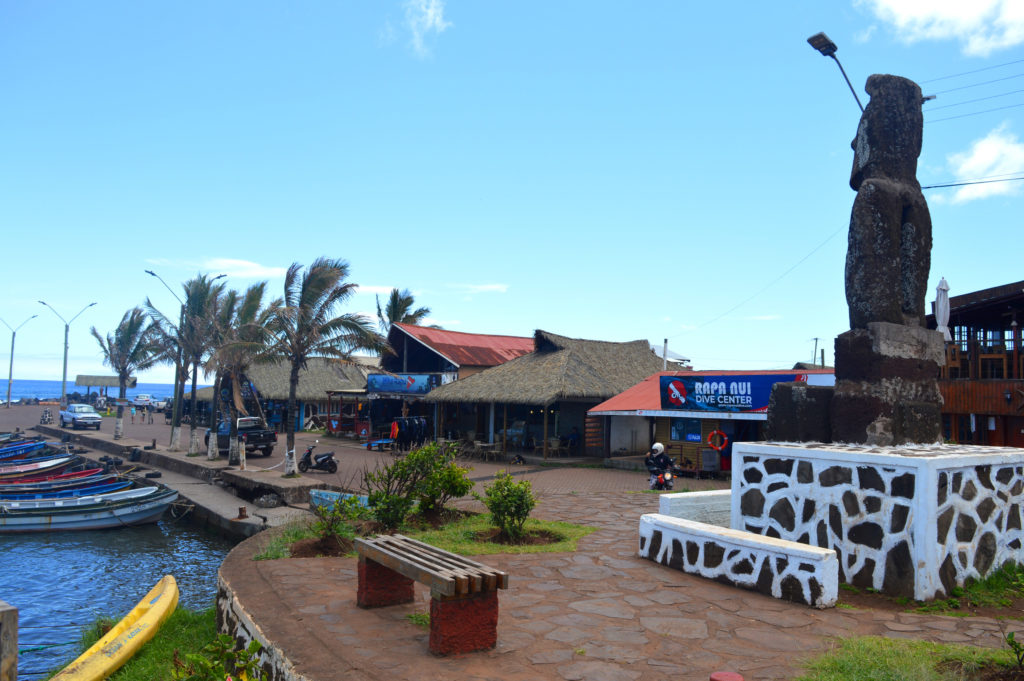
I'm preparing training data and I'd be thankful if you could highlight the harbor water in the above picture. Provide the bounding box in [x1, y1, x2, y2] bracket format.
[1, 518, 235, 679]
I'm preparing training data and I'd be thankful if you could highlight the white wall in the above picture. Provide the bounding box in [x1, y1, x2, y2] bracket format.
[609, 415, 648, 455]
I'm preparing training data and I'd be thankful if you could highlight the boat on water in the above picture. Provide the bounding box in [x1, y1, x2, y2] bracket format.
[0, 471, 115, 494]
[51, 575, 179, 681]
[0, 455, 77, 480]
[0, 466, 104, 485]
[0, 486, 179, 532]
[0, 479, 132, 501]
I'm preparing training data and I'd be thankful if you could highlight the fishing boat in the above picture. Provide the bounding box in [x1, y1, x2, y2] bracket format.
[0, 466, 103, 485]
[0, 480, 132, 501]
[51, 575, 179, 681]
[0, 455, 78, 480]
[0, 486, 179, 532]
[0, 440, 50, 460]
[0, 472, 115, 494]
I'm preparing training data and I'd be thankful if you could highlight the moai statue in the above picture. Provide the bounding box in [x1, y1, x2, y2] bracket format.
[831, 74, 944, 445]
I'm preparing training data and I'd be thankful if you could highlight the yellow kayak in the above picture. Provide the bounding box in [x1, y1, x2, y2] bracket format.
[53, 575, 179, 681]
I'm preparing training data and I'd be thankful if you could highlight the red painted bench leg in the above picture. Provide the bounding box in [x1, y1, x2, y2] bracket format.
[429, 591, 498, 655]
[357, 556, 414, 608]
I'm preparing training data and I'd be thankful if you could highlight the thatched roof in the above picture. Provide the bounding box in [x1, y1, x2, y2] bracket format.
[76, 375, 136, 388]
[423, 330, 664, 405]
[187, 357, 371, 402]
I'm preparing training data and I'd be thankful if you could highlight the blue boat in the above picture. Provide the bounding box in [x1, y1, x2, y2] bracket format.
[0, 487, 179, 533]
[0, 480, 132, 501]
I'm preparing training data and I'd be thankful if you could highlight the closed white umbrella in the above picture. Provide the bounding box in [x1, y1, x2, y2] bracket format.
[935, 277, 952, 341]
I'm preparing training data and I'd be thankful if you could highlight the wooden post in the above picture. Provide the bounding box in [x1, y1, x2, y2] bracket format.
[542, 406, 549, 459]
[1012, 321, 1019, 380]
[502, 403, 508, 455]
[0, 599, 16, 681]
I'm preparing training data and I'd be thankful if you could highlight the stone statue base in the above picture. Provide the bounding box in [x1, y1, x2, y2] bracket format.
[830, 322, 944, 445]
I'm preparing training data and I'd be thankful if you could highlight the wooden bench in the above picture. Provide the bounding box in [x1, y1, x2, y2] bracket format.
[354, 534, 509, 655]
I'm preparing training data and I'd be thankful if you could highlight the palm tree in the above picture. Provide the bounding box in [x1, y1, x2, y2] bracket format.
[376, 288, 434, 335]
[91, 308, 160, 440]
[268, 258, 385, 474]
[143, 301, 191, 449]
[207, 283, 276, 466]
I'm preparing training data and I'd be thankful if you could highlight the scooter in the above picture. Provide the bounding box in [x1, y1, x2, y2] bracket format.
[298, 442, 338, 474]
[647, 462, 675, 491]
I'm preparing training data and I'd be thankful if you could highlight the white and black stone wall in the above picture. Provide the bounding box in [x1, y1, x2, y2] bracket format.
[734, 450, 918, 598]
[638, 514, 838, 608]
[935, 463, 1024, 595]
[734, 442, 1024, 601]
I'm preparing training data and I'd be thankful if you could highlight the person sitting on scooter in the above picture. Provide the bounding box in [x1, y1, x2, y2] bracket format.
[645, 442, 673, 487]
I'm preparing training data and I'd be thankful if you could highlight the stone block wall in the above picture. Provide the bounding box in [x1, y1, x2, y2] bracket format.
[658, 490, 732, 527]
[638, 514, 838, 608]
[734, 442, 1024, 600]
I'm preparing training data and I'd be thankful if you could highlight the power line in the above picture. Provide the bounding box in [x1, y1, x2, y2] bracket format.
[927, 88, 1024, 111]
[920, 58, 1024, 84]
[931, 72, 1024, 95]
[671, 225, 845, 339]
[922, 176, 1024, 190]
[926, 101, 1024, 123]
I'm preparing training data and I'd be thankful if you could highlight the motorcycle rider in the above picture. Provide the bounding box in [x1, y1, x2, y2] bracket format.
[645, 442, 673, 489]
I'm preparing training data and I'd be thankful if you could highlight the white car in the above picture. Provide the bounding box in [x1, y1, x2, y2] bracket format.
[60, 403, 103, 430]
[132, 394, 153, 407]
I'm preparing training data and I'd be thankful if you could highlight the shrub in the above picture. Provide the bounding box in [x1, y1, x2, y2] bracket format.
[475, 471, 536, 541]
[311, 496, 366, 543]
[363, 443, 474, 528]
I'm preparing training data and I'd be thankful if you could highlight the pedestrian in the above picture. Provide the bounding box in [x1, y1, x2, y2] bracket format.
[147, 403, 154, 424]
[130, 405, 136, 424]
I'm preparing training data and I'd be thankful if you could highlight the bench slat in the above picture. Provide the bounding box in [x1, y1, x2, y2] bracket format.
[355, 534, 509, 597]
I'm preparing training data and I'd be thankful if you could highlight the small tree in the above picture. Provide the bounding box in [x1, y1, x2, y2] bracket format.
[91, 308, 159, 440]
[475, 472, 536, 541]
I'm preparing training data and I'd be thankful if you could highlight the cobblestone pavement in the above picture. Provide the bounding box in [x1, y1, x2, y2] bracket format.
[6, 406, 1021, 680]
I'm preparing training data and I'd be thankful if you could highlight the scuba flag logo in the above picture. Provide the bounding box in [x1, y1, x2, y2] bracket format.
[666, 380, 687, 406]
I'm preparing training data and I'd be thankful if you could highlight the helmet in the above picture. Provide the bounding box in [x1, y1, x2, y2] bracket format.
[650, 443, 664, 455]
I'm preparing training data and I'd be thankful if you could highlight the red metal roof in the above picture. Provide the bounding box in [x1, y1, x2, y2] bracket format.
[589, 369, 835, 413]
[393, 323, 534, 368]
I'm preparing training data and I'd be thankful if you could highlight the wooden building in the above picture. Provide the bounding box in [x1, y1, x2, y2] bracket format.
[927, 279, 1024, 447]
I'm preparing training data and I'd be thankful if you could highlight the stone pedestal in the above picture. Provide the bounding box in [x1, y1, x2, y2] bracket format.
[356, 556, 414, 608]
[766, 382, 834, 443]
[429, 590, 498, 656]
[831, 322, 944, 445]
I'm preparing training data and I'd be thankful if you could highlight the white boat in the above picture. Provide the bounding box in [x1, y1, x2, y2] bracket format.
[0, 486, 158, 511]
[0, 488, 179, 533]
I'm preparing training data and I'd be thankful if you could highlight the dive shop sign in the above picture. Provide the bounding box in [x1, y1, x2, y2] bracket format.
[659, 374, 809, 413]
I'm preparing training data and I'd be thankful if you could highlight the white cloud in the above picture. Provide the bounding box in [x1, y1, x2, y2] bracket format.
[201, 258, 289, 279]
[858, 0, 1024, 56]
[404, 0, 452, 58]
[854, 24, 877, 43]
[945, 123, 1024, 203]
[446, 283, 508, 294]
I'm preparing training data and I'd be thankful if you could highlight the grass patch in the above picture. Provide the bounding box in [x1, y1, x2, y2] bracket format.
[407, 513, 595, 555]
[906, 562, 1024, 616]
[405, 611, 430, 629]
[50, 605, 217, 681]
[795, 636, 1018, 681]
[253, 522, 318, 560]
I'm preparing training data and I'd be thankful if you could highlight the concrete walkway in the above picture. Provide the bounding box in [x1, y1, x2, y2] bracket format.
[4, 405, 1021, 679]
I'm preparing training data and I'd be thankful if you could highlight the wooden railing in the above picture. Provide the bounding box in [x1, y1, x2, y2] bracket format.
[942, 341, 1022, 381]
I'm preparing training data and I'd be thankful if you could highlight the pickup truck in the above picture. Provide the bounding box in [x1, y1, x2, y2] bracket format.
[60, 403, 103, 430]
[204, 417, 277, 457]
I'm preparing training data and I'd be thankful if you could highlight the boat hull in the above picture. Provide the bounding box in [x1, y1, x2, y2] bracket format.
[0, 489, 179, 533]
[52, 575, 179, 681]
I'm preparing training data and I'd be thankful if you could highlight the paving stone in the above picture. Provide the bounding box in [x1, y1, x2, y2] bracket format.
[639, 617, 708, 639]
[568, 598, 636, 619]
[577, 644, 645, 662]
[600, 626, 649, 644]
[733, 626, 823, 651]
[623, 595, 654, 607]
[734, 608, 816, 627]
[545, 626, 590, 643]
[529, 650, 574, 664]
[556, 661, 642, 681]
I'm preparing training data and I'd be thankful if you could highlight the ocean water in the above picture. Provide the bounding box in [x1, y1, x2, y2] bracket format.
[0, 378, 207, 402]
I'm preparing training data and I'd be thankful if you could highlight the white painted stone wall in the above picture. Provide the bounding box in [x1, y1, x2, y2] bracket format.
[659, 490, 731, 527]
[733, 442, 1024, 600]
[638, 514, 838, 607]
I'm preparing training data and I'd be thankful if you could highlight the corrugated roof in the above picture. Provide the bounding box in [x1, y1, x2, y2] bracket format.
[75, 375, 137, 388]
[423, 330, 665, 406]
[391, 323, 534, 368]
[589, 369, 836, 413]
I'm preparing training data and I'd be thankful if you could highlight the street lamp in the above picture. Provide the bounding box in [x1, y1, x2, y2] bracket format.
[1, 314, 37, 408]
[38, 301, 97, 407]
[807, 32, 864, 112]
[146, 270, 187, 445]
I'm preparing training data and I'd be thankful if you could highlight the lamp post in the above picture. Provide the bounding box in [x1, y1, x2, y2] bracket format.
[1, 315, 37, 408]
[38, 301, 97, 408]
[146, 270, 187, 449]
[807, 32, 864, 112]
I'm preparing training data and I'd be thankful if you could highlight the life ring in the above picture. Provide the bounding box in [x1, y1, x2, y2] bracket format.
[707, 429, 728, 451]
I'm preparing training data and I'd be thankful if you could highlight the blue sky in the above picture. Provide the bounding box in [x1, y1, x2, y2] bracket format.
[2, 1, 1022, 385]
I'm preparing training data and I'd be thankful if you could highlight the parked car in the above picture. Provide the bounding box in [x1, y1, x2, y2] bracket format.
[132, 394, 153, 407]
[204, 417, 277, 457]
[59, 403, 103, 430]
[152, 397, 168, 411]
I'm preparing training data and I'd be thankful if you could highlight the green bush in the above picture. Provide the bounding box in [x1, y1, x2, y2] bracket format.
[475, 471, 536, 540]
[363, 443, 474, 529]
[311, 496, 366, 543]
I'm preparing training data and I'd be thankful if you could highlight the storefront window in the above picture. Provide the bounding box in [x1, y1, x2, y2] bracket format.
[670, 418, 702, 443]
